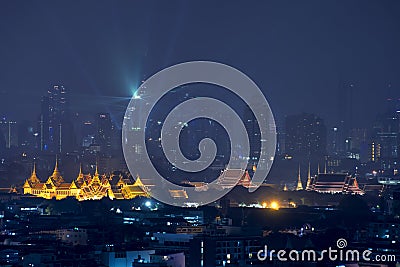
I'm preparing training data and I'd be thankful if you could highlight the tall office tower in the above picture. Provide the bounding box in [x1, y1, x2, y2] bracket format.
[0, 121, 5, 152]
[396, 98, 400, 134]
[110, 124, 122, 154]
[18, 120, 34, 149]
[336, 82, 355, 140]
[344, 128, 368, 162]
[80, 120, 96, 148]
[96, 113, 112, 155]
[368, 142, 381, 163]
[285, 113, 327, 162]
[373, 110, 399, 170]
[327, 126, 340, 156]
[39, 96, 50, 151]
[243, 106, 261, 171]
[0, 118, 18, 149]
[39, 85, 75, 153]
[276, 129, 286, 156]
[398, 106, 400, 135]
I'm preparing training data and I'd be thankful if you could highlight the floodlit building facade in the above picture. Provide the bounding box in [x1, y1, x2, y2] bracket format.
[23, 159, 149, 201]
[307, 173, 364, 195]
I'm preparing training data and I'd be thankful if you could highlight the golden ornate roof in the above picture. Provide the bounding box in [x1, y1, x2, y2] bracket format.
[23, 160, 151, 200]
[70, 180, 78, 189]
[49, 156, 65, 186]
[28, 162, 41, 185]
[76, 164, 84, 184]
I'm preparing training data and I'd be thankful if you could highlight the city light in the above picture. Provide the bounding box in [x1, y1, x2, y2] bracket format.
[270, 201, 279, 210]
[1, 3, 400, 266]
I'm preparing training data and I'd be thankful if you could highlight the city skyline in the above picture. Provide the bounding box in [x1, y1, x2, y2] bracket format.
[0, 1, 400, 266]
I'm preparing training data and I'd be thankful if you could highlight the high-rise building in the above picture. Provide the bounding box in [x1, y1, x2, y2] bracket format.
[328, 126, 340, 156]
[331, 120, 346, 157]
[80, 121, 96, 148]
[18, 120, 34, 149]
[369, 142, 381, 163]
[372, 110, 399, 170]
[276, 129, 286, 156]
[243, 106, 261, 171]
[39, 95, 50, 151]
[96, 113, 112, 154]
[0, 129, 5, 152]
[0, 118, 18, 149]
[344, 128, 369, 162]
[38, 85, 75, 153]
[285, 113, 327, 162]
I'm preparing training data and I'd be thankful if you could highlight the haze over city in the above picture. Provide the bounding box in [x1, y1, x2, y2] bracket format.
[1, 1, 400, 127]
[0, 1, 399, 267]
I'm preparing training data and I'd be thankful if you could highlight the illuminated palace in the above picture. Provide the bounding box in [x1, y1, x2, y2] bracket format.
[23, 160, 149, 200]
[293, 163, 364, 195]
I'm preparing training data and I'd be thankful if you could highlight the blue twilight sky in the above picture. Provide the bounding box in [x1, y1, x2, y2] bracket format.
[1, 0, 400, 128]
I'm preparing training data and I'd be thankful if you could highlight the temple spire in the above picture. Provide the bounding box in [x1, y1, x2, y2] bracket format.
[317, 163, 320, 174]
[324, 161, 327, 174]
[306, 162, 312, 189]
[77, 163, 84, 182]
[296, 164, 303, 190]
[95, 161, 99, 176]
[52, 155, 60, 176]
[28, 161, 40, 184]
[32, 162, 37, 175]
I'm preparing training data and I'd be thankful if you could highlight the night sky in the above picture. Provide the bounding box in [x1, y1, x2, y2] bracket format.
[1, 1, 400, 128]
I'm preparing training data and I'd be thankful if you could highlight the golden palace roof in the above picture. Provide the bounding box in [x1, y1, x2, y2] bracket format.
[22, 158, 149, 201]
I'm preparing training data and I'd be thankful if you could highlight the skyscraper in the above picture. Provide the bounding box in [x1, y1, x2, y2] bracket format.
[345, 128, 369, 162]
[80, 120, 96, 148]
[327, 126, 340, 156]
[372, 109, 399, 170]
[18, 120, 34, 149]
[0, 118, 18, 149]
[243, 106, 261, 171]
[96, 113, 112, 155]
[285, 113, 327, 162]
[39, 95, 49, 151]
[38, 85, 75, 153]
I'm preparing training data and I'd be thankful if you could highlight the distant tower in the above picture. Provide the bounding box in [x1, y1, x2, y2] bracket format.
[285, 113, 327, 162]
[373, 108, 399, 170]
[243, 105, 261, 171]
[96, 113, 112, 155]
[283, 184, 288, 191]
[0, 118, 18, 149]
[324, 161, 327, 174]
[296, 164, 303, 191]
[38, 85, 74, 153]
